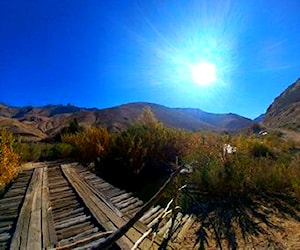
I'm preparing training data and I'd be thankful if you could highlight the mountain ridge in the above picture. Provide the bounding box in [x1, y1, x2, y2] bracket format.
[0, 102, 254, 141]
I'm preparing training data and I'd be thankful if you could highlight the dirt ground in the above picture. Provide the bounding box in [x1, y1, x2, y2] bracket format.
[173, 213, 300, 249]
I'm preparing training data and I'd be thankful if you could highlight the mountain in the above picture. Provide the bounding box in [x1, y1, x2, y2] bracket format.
[254, 114, 265, 122]
[263, 79, 300, 131]
[175, 108, 253, 131]
[0, 102, 254, 141]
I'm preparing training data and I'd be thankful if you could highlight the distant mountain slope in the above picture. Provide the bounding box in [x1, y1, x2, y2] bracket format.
[104, 102, 215, 131]
[254, 114, 265, 122]
[264, 79, 300, 131]
[0, 102, 254, 141]
[176, 108, 254, 131]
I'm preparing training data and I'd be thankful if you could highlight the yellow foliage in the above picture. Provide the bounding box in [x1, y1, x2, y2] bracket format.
[0, 130, 20, 190]
[138, 107, 162, 128]
[62, 127, 111, 162]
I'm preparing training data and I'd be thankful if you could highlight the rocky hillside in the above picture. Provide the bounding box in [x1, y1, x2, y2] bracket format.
[0, 102, 254, 141]
[263, 79, 300, 131]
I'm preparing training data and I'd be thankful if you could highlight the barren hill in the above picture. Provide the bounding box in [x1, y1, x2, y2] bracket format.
[0, 102, 254, 141]
[263, 79, 300, 131]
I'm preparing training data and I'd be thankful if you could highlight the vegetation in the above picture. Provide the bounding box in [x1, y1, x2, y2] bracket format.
[62, 126, 112, 162]
[3, 107, 300, 248]
[15, 142, 74, 162]
[54, 118, 82, 142]
[0, 130, 20, 193]
[60, 107, 300, 248]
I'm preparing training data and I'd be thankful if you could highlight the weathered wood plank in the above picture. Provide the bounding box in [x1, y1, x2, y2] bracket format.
[115, 196, 138, 208]
[0, 195, 24, 205]
[120, 200, 144, 215]
[56, 222, 94, 240]
[107, 189, 126, 199]
[62, 165, 150, 249]
[95, 163, 184, 250]
[171, 214, 189, 241]
[62, 166, 164, 249]
[10, 168, 42, 249]
[53, 207, 84, 220]
[56, 231, 113, 250]
[55, 215, 91, 230]
[41, 167, 58, 248]
[175, 215, 196, 241]
[140, 205, 161, 223]
[110, 192, 133, 204]
[27, 168, 43, 249]
[58, 227, 99, 246]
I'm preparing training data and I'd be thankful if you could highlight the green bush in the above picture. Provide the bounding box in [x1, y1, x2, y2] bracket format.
[249, 142, 273, 157]
[16, 143, 42, 162]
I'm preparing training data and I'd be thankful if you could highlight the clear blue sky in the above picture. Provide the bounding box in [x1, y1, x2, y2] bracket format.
[1, 0, 299, 119]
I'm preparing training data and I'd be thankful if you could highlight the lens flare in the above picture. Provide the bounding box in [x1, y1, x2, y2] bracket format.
[190, 62, 217, 86]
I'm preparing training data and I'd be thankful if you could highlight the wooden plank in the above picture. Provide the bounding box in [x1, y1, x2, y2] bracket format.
[62, 165, 156, 249]
[140, 205, 161, 223]
[54, 208, 85, 221]
[106, 189, 126, 199]
[120, 200, 144, 214]
[62, 165, 164, 249]
[49, 186, 70, 194]
[110, 192, 133, 204]
[55, 215, 91, 230]
[95, 163, 184, 250]
[0, 225, 12, 234]
[51, 195, 78, 206]
[27, 167, 43, 249]
[56, 222, 94, 240]
[50, 192, 74, 201]
[175, 215, 196, 241]
[81, 177, 124, 218]
[56, 231, 113, 250]
[0, 195, 24, 205]
[41, 167, 57, 249]
[61, 165, 133, 248]
[58, 227, 99, 246]
[0, 200, 22, 210]
[171, 214, 189, 241]
[144, 208, 165, 226]
[10, 168, 40, 249]
[52, 200, 80, 210]
[115, 197, 138, 208]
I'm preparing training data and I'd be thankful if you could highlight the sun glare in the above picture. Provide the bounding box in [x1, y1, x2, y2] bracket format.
[190, 62, 217, 86]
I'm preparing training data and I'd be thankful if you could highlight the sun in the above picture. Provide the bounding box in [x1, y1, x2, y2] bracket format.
[190, 62, 217, 86]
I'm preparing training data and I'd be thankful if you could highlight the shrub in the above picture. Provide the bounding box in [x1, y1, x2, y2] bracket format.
[62, 127, 112, 162]
[16, 143, 42, 162]
[0, 130, 20, 191]
[249, 142, 273, 157]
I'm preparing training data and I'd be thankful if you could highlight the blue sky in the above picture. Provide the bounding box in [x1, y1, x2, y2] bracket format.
[1, 0, 299, 119]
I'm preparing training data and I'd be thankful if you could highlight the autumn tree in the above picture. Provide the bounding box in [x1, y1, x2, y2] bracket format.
[138, 107, 161, 128]
[0, 130, 20, 190]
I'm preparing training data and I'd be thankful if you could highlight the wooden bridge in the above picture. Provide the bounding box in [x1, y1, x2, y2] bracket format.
[0, 162, 195, 249]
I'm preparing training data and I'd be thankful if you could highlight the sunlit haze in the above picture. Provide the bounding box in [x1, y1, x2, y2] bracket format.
[1, 1, 300, 119]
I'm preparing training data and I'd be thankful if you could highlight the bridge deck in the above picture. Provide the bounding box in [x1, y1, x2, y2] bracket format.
[0, 162, 195, 249]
